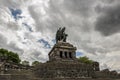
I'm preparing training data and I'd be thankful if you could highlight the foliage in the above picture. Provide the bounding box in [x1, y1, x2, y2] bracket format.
[78, 56, 93, 64]
[21, 60, 30, 66]
[0, 48, 21, 63]
[32, 61, 40, 66]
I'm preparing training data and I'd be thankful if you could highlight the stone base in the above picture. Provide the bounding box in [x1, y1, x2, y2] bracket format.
[49, 42, 77, 62]
[33, 61, 95, 78]
[0, 74, 30, 80]
[0, 75, 118, 80]
[32, 78, 115, 80]
[0, 75, 115, 80]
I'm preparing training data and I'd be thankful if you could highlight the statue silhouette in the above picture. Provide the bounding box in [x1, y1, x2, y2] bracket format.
[56, 27, 68, 43]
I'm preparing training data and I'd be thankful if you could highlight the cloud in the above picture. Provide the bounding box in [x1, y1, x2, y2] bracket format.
[62, 0, 95, 17]
[0, 0, 120, 72]
[0, 0, 23, 8]
[38, 39, 51, 49]
[0, 34, 23, 55]
[22, 23, 33, 32]
[7, 22, 19, 30]
[95, 4, 120, 36]
[0, 34, 7, 47]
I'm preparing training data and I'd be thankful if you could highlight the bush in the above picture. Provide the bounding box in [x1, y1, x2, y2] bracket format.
[78, 56, 93, 64]
[0, 48, 21, 64]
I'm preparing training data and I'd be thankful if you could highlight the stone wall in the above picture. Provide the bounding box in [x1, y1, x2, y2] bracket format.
[4, 70, 32, 75]
[0, 67, 120, 80]
[33, 62, 95, 78]
[32, 78, 115, 80]
[0, 74, 116, 80]
[95, 70, 120, 79]
[0, 75, 117, 80]
[0, 74, 30, 80]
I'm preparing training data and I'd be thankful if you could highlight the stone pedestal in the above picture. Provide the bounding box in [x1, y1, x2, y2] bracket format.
[48, 42, 77, 62]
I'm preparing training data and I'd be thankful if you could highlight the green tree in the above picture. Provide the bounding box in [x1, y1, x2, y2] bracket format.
[0, 48, 21, 63]
[78, 56, 93, 64]
[32, 61, 40, 66]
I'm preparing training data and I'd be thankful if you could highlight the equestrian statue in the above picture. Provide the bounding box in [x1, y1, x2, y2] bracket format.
[56, 27, 68, 43]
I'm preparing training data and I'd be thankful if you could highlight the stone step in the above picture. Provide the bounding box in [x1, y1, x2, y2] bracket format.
[0, 74, 119, 80]
[32, 78, 115, 80]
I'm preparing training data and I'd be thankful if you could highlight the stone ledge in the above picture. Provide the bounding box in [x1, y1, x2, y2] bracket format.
[32, 78, 116, 80]
[0, 74, 30, 80]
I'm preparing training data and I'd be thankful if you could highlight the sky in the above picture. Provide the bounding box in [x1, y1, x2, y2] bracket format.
[0, 0, 120, 72]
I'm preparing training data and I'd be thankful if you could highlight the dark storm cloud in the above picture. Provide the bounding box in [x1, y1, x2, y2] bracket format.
[95, 4, 120, 36]
[28, 0, 97, 33]
[62, 0, 95, 17]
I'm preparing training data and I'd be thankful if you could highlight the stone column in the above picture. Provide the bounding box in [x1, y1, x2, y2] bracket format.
[62, 51, 65, 58]
[59, 51, 63, 58]
[72, 51, 76, 59]
[69, 52, 72, 58]
[67, 52, 69, 59]
[64, 52, 68, 58]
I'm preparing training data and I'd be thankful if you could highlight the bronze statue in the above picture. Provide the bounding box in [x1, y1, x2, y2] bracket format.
[56, 27, 68, 43]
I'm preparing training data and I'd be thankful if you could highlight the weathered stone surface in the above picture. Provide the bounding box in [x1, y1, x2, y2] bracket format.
[32, 78, 115, 80]
[95, 69, 120, 79]
[0, 74, 30, 80]
[49, 42, 77, 62]
[34, 62, 95, 78]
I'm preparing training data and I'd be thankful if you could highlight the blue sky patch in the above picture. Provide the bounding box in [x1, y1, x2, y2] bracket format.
[52, 39, 56, 44]
[9, 8, 22, 20]
[22, 23, 33, 32]
[38, 39, 51, 49]
[76, 51, 84, 57]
